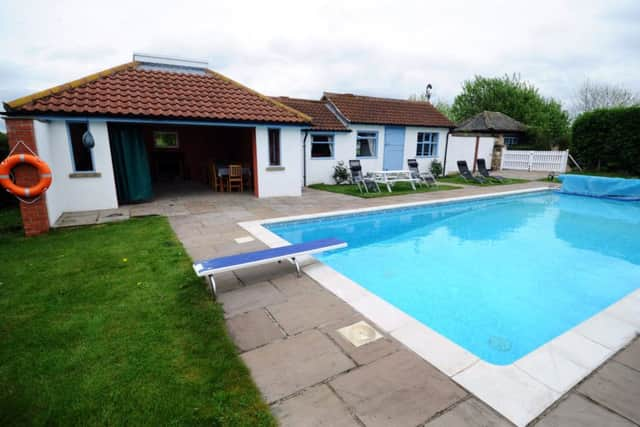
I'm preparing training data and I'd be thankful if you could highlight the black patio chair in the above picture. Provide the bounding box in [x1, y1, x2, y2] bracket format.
[476, 159, 506, 182]
[457, 160, 486, 184]
[407, 159, 438, 187]
[349, 160, 380, 193]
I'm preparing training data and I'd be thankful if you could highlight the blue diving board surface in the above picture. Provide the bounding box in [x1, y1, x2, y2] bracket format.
[193, 237, 347, 285]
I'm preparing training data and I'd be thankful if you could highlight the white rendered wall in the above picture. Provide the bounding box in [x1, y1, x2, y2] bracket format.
[445, 136, 495, 175]
[305, 124, 385, 185]
[35, 120, 119, 225]
[305, 125, 455, 184]
[255, 125, 303, 197]
[402, 127, 450, 175]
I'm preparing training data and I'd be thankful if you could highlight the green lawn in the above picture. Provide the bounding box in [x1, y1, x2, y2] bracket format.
[309, 182, 462, 198]
[438, 175, 530, 186]
[0, 206, 21, 234]
[0, 214, 275, 426]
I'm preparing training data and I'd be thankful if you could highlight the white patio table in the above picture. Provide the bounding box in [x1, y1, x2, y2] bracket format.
[368, 170, 419, 192]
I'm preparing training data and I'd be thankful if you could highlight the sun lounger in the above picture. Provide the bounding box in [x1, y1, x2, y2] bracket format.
[457, 160, 486, 184]
[193, 238, 347, 295]
[407, 159, 438, 187]
[349, 160, 380, 193]
[476, 159, 506, 182]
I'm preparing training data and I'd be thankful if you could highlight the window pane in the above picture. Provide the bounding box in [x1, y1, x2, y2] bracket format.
[68, 122, 93, 171]
[356, 132, 376, 157]
[358, 141, 373, 157]
[269, 128, 280, 165]
[311, 134, 333, 143]
[154, 132, 178, 149]
[311, 143, 333, 158]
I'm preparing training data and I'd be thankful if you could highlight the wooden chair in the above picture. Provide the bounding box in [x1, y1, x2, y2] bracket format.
[227, 164, 243, 192]
[210, 162, 225, 192]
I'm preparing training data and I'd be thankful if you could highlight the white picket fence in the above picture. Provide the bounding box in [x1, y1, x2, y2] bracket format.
[501, 150, 568, 172]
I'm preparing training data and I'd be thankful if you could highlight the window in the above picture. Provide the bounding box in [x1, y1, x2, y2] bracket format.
[504, 136, 518, 147]
[154, 131, 178, 149]
[268, 128, 281, 166]
[356, 131, 377, 157]
[311, 134, 334, 158]
[68, 122, 94, 171]
[416, 132, 439, 157]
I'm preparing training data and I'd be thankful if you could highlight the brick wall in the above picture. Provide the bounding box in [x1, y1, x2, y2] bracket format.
[5, 118, 50, 236]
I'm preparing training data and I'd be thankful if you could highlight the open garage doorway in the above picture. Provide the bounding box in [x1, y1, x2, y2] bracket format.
[108, 122, 257, 204]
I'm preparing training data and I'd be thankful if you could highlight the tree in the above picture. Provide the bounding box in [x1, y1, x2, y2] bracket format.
[433, 100, 453, 120]
[450, 74, 570, 149]
[572, 79, 639, 117]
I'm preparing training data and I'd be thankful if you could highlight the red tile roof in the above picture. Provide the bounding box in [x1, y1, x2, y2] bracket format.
[5, 62, 310, 124]
[271, 96, 349, 131]
[323, 92, 455, 128]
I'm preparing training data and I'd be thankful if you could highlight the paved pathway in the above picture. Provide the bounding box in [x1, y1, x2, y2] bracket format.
[57, 181, 640, 426]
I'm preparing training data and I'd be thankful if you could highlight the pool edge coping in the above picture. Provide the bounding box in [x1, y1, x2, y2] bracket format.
[238, 187, 640, 427]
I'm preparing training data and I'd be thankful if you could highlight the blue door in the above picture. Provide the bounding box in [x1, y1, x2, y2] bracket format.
[383, 126, 406, 170]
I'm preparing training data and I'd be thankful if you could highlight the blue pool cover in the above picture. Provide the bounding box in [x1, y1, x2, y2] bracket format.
[559, 174, 640, 201]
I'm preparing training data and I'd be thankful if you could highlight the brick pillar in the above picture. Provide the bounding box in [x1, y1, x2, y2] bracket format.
[5, 118, 50, 236]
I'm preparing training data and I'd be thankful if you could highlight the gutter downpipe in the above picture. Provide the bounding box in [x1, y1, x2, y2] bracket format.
[302, 130, 309, 187]
[443, 129, 451, 176]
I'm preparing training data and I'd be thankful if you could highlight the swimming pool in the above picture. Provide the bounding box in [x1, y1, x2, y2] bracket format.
[266, 191, 640, 365]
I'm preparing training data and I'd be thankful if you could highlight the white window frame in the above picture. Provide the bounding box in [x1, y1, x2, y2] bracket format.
[356, 131, 378, 158]
[66, 120, 95, 172]
[310, 133, 335, 159]
[416, 132, 439, 158]
[268, 128, 281, 166]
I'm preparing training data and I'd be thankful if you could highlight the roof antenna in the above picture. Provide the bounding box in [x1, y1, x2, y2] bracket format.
[425, 83, 433, 102]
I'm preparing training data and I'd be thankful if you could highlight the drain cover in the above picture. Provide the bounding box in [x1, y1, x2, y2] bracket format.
[488, 336, 512, 352]
[337, 321, 383, 347]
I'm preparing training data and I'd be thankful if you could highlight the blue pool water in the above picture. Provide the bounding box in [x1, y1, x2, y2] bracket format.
[267, 191, 640, 365]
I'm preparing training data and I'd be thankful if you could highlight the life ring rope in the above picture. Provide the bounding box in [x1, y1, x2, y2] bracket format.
[0, 150, 53, 199]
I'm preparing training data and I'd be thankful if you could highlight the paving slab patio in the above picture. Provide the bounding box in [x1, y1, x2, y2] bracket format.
[330, 350, 467, 427]
[534, 395, 635, 427]
[577, 361, 640, 424]
[267, 289, 357, 335]
[424, 398, 512, 427]
[225, 309, 285, 352]
[241, 329, 355, 403]
[217, 281, 286, 318]
[271, 384, 361, 427]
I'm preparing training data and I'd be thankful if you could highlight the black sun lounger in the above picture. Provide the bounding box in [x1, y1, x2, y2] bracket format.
[476, 159, 506, 182]
[457, 160, 486, 184]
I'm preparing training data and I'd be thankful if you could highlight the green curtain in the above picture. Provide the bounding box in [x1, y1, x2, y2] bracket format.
[108, 124, 153, 203]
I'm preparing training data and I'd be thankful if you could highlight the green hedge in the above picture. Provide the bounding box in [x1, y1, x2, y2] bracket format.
[571, 107, 640, 175]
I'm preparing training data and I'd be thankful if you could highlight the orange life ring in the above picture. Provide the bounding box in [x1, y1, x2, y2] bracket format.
[0, 154, 52, 198]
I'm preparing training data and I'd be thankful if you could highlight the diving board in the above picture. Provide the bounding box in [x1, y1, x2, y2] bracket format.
[193, 238, 347, 295]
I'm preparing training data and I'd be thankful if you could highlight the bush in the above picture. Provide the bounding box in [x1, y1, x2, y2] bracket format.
[430, 159, 443, 177]
[571, 107, 640, 175]
[332, 161, 349, 184]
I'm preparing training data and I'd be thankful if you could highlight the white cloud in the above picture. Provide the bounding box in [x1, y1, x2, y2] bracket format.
[0, 0, 638, 127]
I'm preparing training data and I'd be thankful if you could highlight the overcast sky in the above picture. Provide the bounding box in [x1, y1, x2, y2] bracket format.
[1, 0, 638, 131]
